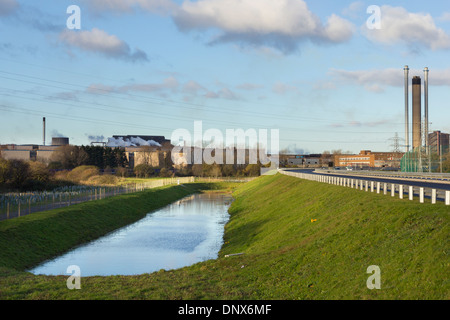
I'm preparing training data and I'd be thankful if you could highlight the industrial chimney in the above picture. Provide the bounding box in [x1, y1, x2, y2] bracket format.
[412, 76, 422, 150]
[43, 117, 46, 146]
[404, 66, 409, 152]
[424, 67, 429, 154]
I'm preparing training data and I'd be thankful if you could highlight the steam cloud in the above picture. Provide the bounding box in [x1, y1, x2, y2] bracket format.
[106, 136, 162, 147]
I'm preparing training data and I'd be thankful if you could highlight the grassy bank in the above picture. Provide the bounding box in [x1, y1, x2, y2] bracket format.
[0, 182, 237, 272]
[0, 174, 448, 299]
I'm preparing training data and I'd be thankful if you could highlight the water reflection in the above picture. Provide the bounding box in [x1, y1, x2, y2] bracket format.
[29, 193, 232, 276]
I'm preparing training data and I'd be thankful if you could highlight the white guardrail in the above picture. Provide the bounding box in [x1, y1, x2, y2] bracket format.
[279, 169, 450, 206]
[315, 169, 450, 183]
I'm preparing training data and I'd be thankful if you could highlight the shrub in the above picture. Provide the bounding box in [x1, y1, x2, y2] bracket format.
[115, 167, 129, 178]
[29, 161, 50, 183]
[86, 174, 119, 186]
[159, 168, 173, 178]
[0, 158, 12, 184]
[8, 160, 30, 188]
[134, 164, 155, 178]
[67, 165, 100, 183]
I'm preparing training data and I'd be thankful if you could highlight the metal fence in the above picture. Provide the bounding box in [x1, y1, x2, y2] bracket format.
[279, 170, 450, 205]
[0, 177, 195, 221]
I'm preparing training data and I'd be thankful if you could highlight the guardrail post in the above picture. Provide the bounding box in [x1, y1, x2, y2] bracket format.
[376, 182, 380, 194]
[409, 186, 413, 201]
[446, 191, 450, 206]
[419, 188, 424, 203]
[383, 183, 387, 195]
[360, 180, 363, 191]
[365, 181, 368, 192]
[371, 181, 374, 192]
[431, 189, 436, 204]
[391, 184, 395, 197]
[399, 185, 403, 199]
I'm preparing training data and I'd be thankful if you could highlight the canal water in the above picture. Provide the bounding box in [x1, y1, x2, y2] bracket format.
[29, 193, 232, 276]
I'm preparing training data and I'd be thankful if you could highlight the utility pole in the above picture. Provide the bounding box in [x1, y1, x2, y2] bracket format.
[389, 133, 403, 153]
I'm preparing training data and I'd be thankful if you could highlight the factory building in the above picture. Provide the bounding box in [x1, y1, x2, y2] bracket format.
[107, 135, 173, 169]
[0, 138, 69, 163]
[334, 150, 404, 169]
[428, 131, 450, 156]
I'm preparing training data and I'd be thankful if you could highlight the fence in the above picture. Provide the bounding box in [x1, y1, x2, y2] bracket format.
[279, 170, 450, 206]
[0, 177, 195, 221]
[193, 177, 257, 183]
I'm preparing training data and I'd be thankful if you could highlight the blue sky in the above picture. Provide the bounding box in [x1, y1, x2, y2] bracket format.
[0, 0, 449, 154]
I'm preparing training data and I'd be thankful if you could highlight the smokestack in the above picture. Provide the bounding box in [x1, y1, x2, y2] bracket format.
[43, 117, 46, 146]
[424, 67, 429, 154]
[404, 66, 409, 152]
[412, 76, 422, 150]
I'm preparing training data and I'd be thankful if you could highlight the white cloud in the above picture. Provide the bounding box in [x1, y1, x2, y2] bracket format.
[80, 0, 177, 15]
[272, 81, 299, 95]
[86, 77, 179, 95]
[342, 1, 364, 19]
[204, 87, 239, 100]
[364, 5, 450, 50]
[183, 80, 207, 93]
[173, 0, 355, 53]
[236, 83, 264, 91]
[330, 67, 450, 90]
[0, 0, 18, 16]
[59, 28, 148, 62]
[330, 68, 404, 88]
[438, 12, 450, 22]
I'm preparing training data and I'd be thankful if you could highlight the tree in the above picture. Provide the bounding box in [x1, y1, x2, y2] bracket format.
[50, 145, 88, 169]
[8, 160, 30, 188]
[191, 164, 203, 177]
[441, 152, 450, 173]
[159, 167, 173, 177]
[29, 161, 50, 183]
[244, 163, 261, 176]
[0, 158, 12, 185]
[134, 164, 155, 178]
[222, 164, 236, 176]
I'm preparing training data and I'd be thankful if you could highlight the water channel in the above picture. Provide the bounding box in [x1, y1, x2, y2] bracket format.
[29, 193, 232, 276]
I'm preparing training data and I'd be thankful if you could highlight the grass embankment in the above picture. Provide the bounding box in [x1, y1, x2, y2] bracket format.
[0, 174, 448, 299]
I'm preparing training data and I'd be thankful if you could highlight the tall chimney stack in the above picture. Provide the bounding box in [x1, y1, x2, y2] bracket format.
[424, 67, 429, 154]
[404, 66, 409, 152]
[43, 117, 46, 146]
[412, 76, 422, 150]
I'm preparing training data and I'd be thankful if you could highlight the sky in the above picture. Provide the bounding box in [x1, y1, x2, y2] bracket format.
[0, 0, 449, 154]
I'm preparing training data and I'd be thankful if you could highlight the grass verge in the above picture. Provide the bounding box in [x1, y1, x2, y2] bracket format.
[0, 174, 448, 299]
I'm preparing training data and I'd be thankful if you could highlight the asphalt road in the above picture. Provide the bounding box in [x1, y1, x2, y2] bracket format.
[284, 168, 450, 191]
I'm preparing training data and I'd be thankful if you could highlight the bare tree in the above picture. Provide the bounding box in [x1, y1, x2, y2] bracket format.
[50, 145, 88, 169]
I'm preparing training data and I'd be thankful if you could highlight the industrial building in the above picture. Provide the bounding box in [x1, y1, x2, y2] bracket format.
[428, 131, 450, 156]
[403, 66, 430, 152]
[334, 150, 404, 169]
[107, 136, 173, 169]
[0, 137, 70, 163]
[401, 66, 449, 172]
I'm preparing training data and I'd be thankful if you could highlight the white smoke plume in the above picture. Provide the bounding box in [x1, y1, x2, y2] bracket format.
[106, 136, 162, 147]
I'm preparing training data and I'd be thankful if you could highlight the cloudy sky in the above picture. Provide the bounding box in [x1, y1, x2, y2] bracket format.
[1, 0, 449, 154]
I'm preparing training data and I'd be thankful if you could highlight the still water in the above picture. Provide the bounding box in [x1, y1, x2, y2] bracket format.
[29, 193, 232, 276]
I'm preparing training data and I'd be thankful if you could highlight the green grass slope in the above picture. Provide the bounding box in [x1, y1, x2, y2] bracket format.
[0, 174, 448, 299]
